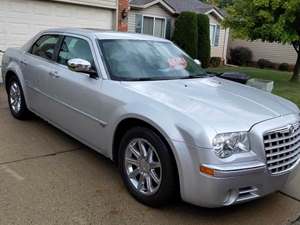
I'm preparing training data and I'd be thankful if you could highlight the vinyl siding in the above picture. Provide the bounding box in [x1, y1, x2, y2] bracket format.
[128, 4, 174, 33]
[230, 39, 297, 65]
[51, 0, 117, 9]
[128, 3, 228, 60]
[0, 0, 115, 82]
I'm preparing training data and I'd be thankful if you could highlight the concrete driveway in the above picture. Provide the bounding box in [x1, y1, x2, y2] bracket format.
[0, 85, 300, 225]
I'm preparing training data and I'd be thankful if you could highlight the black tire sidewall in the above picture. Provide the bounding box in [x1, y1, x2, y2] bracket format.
[119, 126, 177, 207]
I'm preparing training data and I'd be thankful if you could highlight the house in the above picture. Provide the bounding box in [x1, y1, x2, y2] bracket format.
[128, 0, 230, 63]
[229, 39, 297, 67]
[0, 0, 129, 82]
[0, 0, 229, 82]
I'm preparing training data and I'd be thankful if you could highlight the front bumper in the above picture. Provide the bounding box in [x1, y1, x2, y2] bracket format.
[172, 114, 300, 208]
[175, 142, 300, 207]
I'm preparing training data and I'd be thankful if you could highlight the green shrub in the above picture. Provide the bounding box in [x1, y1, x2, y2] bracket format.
[257, 58, 274, 69]
[210, 57, 222, 67]
[230, 47, 252, 66]
[278, 63, 289, 71]
[173, 12, 198, 59]
[197, 14, 211, 68]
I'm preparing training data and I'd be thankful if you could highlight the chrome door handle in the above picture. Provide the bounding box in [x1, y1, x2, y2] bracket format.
[20, 60, 28, 66]
[49, 71, 60, 79]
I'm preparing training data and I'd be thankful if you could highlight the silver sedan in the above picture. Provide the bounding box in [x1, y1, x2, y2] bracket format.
[2, 28, 300, 208]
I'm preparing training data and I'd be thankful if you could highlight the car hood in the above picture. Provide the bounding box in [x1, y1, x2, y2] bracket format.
[121, 77, 299, 133]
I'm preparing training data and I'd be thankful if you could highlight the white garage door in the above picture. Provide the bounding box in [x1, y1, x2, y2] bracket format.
[0, 0, 115, 78]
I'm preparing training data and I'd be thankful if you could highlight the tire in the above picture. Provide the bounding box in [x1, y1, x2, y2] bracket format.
[119, 126, 178, 207]
[7, 76, 31, 120]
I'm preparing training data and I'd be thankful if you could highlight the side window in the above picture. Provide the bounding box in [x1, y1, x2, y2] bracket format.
[31, 35, 59, 60]
[57, 37, 94, 67]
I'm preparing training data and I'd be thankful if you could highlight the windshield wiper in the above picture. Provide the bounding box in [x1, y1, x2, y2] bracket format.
[120, 77, 177, 81]
[180, 74, 209, 79]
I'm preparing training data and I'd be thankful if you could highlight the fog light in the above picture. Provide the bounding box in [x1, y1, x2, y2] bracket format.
[200, 166, 215, 176]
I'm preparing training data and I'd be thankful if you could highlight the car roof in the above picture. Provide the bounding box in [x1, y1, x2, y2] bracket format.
[43, 27, 170, 42]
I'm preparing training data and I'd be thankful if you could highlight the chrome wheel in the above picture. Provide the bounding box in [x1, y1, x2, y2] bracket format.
[124, 138, 162, 195]
[9, 81, 22, 113]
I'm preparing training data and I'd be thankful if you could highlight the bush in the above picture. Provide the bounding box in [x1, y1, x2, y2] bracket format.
[257, 58, 274, 69]
[173, 12, 198, 59]
[210, 57, 222, 67]
[197, 14, 211, 68]
[278, 63, 289, 71]
[230, 47, 252, 66]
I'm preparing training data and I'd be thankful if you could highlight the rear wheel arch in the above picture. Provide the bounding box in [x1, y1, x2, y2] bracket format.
[5, 70, 19, 93]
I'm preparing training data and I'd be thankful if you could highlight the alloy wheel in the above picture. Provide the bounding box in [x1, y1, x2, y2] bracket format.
[124, 138, 162, 195]
[9, 81, 22, 114]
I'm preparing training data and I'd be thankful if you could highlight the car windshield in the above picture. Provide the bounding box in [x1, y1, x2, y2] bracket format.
[98, 39, 208, 81]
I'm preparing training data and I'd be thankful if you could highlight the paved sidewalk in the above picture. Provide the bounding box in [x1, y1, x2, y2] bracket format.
[282, 167, 300, 201]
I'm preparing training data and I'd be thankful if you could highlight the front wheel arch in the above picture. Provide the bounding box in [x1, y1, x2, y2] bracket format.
[112, 118, 180, 192]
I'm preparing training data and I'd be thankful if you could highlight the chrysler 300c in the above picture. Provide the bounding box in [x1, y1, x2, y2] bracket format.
[2, 28, 300, 207]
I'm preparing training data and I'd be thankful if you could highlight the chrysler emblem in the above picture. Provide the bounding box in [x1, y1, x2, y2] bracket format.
[288, 125, 295, 135]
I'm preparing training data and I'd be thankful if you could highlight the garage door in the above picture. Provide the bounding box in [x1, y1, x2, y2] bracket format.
[0, 0, 115, 79]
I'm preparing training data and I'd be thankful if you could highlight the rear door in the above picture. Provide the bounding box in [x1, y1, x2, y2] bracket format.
[22, 34, 61, 113]
[44, 35, 105, 149]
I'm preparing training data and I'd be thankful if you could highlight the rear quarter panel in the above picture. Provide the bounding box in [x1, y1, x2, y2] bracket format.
[2, 48, 29, 103]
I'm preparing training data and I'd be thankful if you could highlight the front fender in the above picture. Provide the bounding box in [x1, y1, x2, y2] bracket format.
[106, 102, 187, 192]
[106, 102, 182, 159]
[105, 100, 215, 160]
[105, 102, 215, 201]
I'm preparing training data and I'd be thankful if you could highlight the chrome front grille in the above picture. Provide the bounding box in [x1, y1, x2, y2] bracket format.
[263, 122, 300, 175]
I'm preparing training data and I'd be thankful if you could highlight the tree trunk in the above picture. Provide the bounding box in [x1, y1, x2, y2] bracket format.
[290, 51, 300, 82]
[291, 41, 300, 82]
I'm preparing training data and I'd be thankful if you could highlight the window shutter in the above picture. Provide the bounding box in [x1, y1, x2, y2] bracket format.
[135, 14, 143, 33]
[214, 25, 220, 47]
[165, 18, 172, 40]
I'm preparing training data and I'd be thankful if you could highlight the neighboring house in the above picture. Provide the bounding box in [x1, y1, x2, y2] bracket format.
[128, 0, 230, 62]
[230, 39, 297, 66]
[0, 0, 229, 83]
[0, 0, 129, 82]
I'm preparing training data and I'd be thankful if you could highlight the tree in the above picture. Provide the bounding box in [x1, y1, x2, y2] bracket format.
[224, 0, 300, 82]
[218, 0, 233, 8]
[201, 0, 219, 5]
[200, 0, 233, 8]
[173, 12, 198, 59]
[197, 14, 211, 68]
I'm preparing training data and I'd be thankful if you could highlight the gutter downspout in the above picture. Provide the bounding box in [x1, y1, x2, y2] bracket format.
[0, 50, 4, 83]
[222, 28, 229, 65]
[115, 0, 119, 31]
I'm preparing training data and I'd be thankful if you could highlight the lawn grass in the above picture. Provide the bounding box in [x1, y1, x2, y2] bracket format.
[207, 66, 300, 108]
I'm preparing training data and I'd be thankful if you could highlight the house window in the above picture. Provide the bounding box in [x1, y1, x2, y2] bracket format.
[210, 24, 220, 47]
[142, 16, 166, 38]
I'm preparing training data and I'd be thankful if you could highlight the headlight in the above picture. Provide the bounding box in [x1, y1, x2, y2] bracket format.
[212, 132, 250, 158]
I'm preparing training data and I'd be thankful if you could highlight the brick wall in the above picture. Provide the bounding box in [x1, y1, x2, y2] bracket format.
[118, 0, 129, 32]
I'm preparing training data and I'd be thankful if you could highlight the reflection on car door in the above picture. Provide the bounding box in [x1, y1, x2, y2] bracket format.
[22, 34, 60, 114]
[44, 35, 105, 150]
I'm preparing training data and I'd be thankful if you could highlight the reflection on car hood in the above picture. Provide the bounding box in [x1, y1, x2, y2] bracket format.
[122, 77, 298, 132]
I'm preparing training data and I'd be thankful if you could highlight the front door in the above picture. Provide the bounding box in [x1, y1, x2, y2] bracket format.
[44, 35, 105, 150]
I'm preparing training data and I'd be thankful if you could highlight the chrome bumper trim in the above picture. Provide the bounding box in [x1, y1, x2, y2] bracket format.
[202, 162, 267, 178]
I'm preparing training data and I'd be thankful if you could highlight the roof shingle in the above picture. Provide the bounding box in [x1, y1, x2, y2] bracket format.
[129, 0, 223, 16]
[130, 0, 154, 5]
[164, 0, 214, 14]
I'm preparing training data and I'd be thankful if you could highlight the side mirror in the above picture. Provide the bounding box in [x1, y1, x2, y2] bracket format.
[194, 59, 201, 66]
[67, 58, 97, 78]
